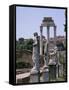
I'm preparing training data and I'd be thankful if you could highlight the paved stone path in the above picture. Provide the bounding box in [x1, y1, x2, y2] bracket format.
[16, 72, 30, 80]
[16, 69, 43, 80]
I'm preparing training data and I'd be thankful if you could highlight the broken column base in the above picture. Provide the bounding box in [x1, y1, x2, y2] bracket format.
[59, 64, 63, 77]
[42, 65, 49, 82]
[49, 65, 56, 81]
[30, 69, 40, 83]
[56, 65, 59, 79]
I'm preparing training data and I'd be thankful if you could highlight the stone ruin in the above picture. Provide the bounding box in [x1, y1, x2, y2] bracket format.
[16, 17, 66, 84]
[30, 17, 61, 82]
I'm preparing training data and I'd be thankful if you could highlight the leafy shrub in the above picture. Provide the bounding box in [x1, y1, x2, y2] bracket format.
[16, 61, 32, 69]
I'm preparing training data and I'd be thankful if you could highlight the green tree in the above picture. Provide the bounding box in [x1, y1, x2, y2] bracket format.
[18, 37, 24, 44]
[16, 38, 33, 51]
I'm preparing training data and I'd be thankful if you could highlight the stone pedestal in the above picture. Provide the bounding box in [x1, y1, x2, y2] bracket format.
[30, 70, 40, 83]
[48, 57, 57, 81]
[49, 65, 56, 81]
[42, 65, 49, 82]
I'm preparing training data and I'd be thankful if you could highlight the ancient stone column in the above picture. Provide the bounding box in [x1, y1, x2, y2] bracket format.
[54, 26, 58, 79]
[42, 26, 50, 82]
[54, 26, 59, 79]
[54, 26, 56, 45]
[42, 48, 49, 82]
[47, 26, 50, 43]
[47, 26, 50, 65]
[40, 26, 43, 55]
[30, 32, 40, 83]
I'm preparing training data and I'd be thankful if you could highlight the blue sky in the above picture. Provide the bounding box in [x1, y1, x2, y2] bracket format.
[16, 6, 65, 40]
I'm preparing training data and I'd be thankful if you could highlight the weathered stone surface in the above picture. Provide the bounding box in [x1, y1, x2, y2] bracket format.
[30, 72, 40, 83]
[41, 17, 57, 82]
[42, 66, 49, 82]
[40, 26, 43, 55]
[30, 32, 40, 83]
